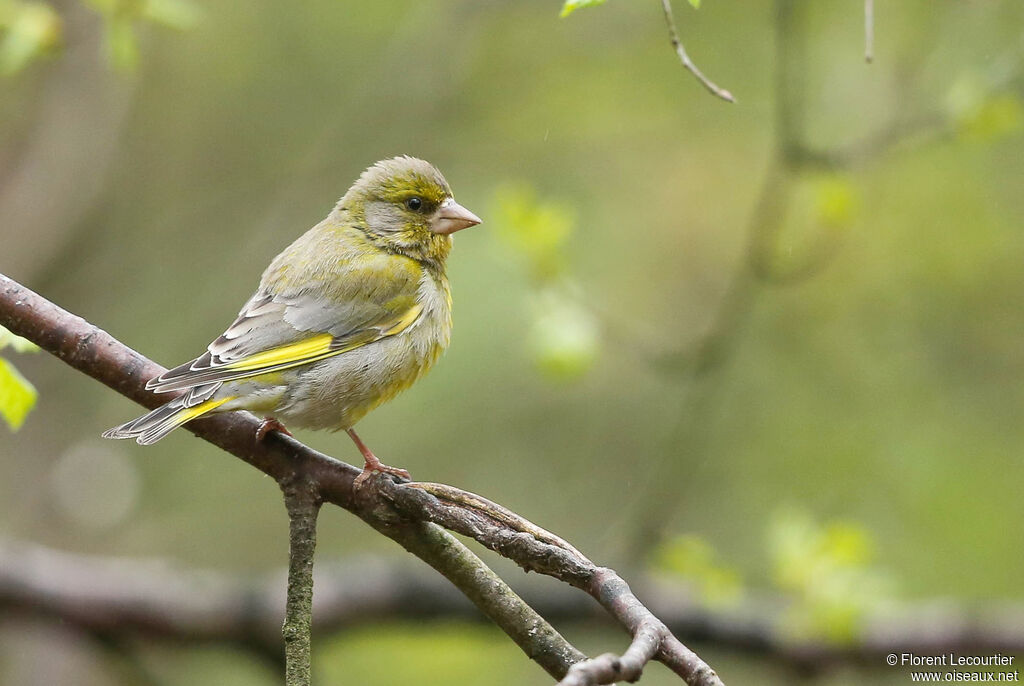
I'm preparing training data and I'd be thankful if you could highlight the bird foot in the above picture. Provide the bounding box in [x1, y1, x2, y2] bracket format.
[353, 454, 411, 488]
[255, 417, 292, 442]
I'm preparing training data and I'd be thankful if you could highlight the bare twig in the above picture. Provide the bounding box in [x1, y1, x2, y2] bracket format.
[660, 0, 735, 103]
[0, 273, 720, 686]
[864, 0, 874, 63]
[281, 478, 321, 686]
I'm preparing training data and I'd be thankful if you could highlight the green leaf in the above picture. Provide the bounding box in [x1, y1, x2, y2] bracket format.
[0, 356, 37, 430]
[0, 325, 39, 353]
[560, 0, 606, 19]
[688, 0, 701, 8]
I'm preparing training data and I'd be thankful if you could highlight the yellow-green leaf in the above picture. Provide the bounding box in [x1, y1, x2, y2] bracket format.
[560, 0, 606, 19]
[0, 325, 39, 353]
[0, 356, 37, 431]
[688, 0, 701, 8]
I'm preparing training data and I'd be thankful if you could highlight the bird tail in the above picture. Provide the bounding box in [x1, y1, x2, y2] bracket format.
[102, 396, 231, 445]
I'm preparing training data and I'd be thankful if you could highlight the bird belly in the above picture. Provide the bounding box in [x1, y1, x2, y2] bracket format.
[273, 279, 450, 431]
[279, 330, 444, 430]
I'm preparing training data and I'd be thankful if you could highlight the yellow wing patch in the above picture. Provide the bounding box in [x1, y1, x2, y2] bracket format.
[177, 396, 232, 423]
[225, 303, 425, 374]
[227, 333, 335, 371]
[384, 303, 424, 335]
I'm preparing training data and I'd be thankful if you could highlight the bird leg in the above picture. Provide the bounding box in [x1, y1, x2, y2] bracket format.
[347, 428, 411, 486]
[256, 417, 292, 442]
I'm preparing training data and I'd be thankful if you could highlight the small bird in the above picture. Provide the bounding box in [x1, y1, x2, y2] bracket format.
[104, 156, 481, 482]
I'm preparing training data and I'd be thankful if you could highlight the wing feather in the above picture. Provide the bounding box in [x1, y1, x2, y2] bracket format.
[147, 242, 426, 394]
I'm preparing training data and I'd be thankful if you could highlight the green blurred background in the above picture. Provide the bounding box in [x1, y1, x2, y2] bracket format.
[2, 0, 1023, 684]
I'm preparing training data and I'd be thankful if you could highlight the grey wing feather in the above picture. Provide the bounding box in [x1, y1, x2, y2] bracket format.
[145, 288, 409, 394]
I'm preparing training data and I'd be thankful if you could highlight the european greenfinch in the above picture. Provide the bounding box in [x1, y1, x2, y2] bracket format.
[104, 156, 481, 481]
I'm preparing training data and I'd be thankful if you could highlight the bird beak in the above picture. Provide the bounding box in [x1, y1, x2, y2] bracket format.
[431, 198, 482, 235]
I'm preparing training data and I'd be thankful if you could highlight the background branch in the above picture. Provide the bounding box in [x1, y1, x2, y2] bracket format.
[3, 539, 1023, 679]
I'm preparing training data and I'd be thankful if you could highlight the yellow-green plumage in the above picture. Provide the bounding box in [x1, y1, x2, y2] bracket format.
[103, 157, 479, 455]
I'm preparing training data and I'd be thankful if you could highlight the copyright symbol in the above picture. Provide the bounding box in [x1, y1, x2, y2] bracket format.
[887, 654, 898, 666]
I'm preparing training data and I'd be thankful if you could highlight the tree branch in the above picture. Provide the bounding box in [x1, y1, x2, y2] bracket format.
[0, 272, 721, 686]
[660, 0, 735, 103]
[281, 478, 321, 686]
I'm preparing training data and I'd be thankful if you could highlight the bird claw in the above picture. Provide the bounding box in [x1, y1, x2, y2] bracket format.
[255, 417, 292, 442]
[353, 460, 411, 488]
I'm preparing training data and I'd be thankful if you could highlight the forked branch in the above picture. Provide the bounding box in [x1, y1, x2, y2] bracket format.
[0, 272, 722, 686]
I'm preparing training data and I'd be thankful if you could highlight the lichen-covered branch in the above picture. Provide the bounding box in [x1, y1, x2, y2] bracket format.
[281, 478, 321, 686]
[0, 272, 720, 685]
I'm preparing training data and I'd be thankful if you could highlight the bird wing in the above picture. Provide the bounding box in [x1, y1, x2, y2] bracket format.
[147, 251, 425, 393]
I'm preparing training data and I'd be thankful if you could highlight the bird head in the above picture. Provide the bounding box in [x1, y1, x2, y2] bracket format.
[339, 156, 481, 264]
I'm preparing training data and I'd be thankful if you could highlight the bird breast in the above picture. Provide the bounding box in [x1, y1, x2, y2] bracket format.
[278, 269, 452, 431]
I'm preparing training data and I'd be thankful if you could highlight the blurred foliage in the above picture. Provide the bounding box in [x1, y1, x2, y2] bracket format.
[0, 0, 196, 75]
[760, 172, 859, 281]
[490, 183, 600, 380]
[527, 286, 599, 381]
[84, 0, 199, 71]
[957, 94, 1024, 143]
[0, 0, 60, 75]
[0, 325, 38, 431]
[769, 508, 893, 643]
[653, 534, 743, 607]
[814, 175, 858, 230]
[491, 183, 576, 281]
[946, 67, 1024, 143]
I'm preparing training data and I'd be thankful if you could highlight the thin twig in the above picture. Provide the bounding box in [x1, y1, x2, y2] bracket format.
[864, 0, 874, 63]
[281, 478, 321, 686]
[660, 0, 735, 103]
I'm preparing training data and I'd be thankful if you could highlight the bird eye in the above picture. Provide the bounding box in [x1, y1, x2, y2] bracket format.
[406, 197, 423, 211]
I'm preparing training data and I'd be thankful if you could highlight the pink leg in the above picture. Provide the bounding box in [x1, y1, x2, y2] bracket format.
[347, 428, 411, 486]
